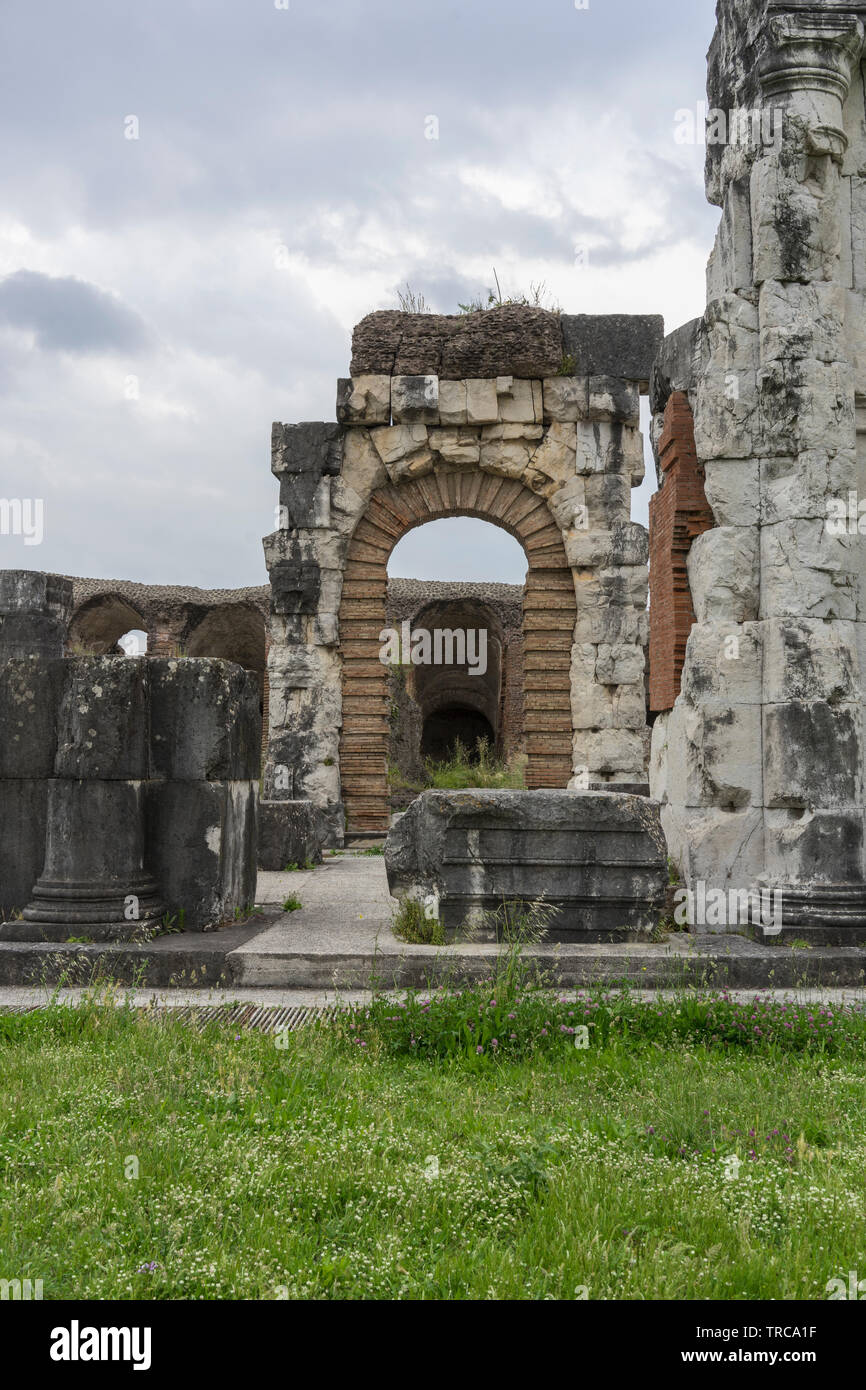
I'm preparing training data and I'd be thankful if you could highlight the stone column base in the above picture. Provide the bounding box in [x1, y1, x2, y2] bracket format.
[0, 874, 166, 943]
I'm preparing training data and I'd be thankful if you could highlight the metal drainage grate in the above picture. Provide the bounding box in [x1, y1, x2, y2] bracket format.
[0, 1002, 340, 1032]
[167, 1003, 337, 1033]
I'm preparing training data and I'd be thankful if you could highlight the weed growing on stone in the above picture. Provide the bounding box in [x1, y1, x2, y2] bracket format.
[424, 737, 525, 791]
[281, 897, 302, 913]
[392, 899, 444, 946]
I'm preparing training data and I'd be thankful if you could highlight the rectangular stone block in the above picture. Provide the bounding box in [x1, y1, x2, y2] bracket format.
[385, 788, 667, 940]
[149, 659, 261, 781]
[574, 607, 644, 645]
[145, 780, 257, 931]
[762, 808, 864, 887]
[573, 729, 646, 776]
[560, 314, 664, 384]
[662, 698, 762, 810]
[687, 528, 759, 624]
[438, 380, 468, 425]
[587, 376, 640, 426]
[702, 459, 760, 527]
[660, 803, 766, 919]
[497, 378, 541, 424]
[759, 450, 855, 526]
[584, 473, 632, 529]
[762, 619, 858, 705]
[679, 621, 762, 706]
[465, 379, 499, 425]
[760, 521, 856, 621]
[763, 701, 861, 810]
[751, 154, 840, 288]
[565, 521, 647, 570]
[53, 657, 149, 780]
[271, 422, 343, 479]
[543, 376, 589, 422]
[0, 571, 72, 663]
[758, 280, 846, 365]
[257, 800, 328, 870]
[336, 376, 391, 425]
[0, 657, 65, 778]
[390, 375, 439, 424]
[706, 177, 753, 300]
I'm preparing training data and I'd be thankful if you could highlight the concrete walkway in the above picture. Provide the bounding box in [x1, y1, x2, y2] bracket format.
[2, 852, 866, 992]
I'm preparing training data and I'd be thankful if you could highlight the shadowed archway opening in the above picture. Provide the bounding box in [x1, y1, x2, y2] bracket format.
[422, 707, 495, 762]
[67, 595, 145, 655]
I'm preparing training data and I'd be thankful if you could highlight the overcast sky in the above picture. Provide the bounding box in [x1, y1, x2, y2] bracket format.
[0, 0, 719, 589]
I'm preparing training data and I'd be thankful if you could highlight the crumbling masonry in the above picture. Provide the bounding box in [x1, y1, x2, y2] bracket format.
[263, 309, 663, 840]
[650, 0, 866, 934]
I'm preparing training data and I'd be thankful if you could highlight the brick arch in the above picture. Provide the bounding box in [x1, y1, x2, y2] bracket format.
[67, 593, 145, 655]
[339, 470, 576, 834]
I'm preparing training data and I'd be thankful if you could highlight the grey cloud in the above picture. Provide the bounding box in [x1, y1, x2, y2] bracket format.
[0, 0, 719, 588]
[0, 270, 151, 354]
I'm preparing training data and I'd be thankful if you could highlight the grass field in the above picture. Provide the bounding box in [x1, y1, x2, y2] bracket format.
[1, 983, 865, 1301]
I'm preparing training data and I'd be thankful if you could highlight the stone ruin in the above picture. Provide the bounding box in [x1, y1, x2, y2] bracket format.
[649, 0, 866, 939]
[4, 0, 866, 949]
[263, 307, 663, 843]
[0, 571, 259, 939]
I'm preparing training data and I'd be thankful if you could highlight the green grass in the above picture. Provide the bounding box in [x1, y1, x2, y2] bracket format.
[1, 985, 866, 1299]
[424, 738, 526, 791]
[281, 896, 303, 913]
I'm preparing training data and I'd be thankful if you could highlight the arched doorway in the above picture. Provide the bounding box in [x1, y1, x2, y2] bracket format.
[339, 473, 576, 834]
[67, 594, 145, 655]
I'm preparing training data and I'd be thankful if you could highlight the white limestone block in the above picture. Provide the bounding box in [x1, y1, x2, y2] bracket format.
[687, 527, 759, 623]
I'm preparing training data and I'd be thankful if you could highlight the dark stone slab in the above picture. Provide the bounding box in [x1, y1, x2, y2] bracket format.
[0, 570, 72, 662]
[350, 307, 563, 380]
[145, 780, 257, 931]
[0, 779, 50, 920]
[271, 422, 343, 478]
[258, 800, 328, 870]
[385, 789, 668, 940]
[54, 657, 149, 780]
[149, 659, 261, 781]
[561, 315, 664, 385]
[0, 658, 65, 778]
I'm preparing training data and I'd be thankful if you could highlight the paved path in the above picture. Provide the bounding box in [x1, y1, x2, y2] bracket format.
[2, 985, 865, 1009]
[2, 853, 865, 994]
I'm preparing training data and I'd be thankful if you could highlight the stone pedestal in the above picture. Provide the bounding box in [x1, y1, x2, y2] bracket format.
[0, 653, 260, 941]
[16, 781, 165, 941]
[385, 788, 667, 941]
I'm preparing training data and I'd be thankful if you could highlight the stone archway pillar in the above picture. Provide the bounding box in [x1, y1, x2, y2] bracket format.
[652, 5, 866, 937]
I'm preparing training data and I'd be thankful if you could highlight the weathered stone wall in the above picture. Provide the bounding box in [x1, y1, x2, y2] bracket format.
[263, 311, 661, 841]
[66, 578, 269, 766]
[651, 0, 866, 935]
[0, 570, 72, 664]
